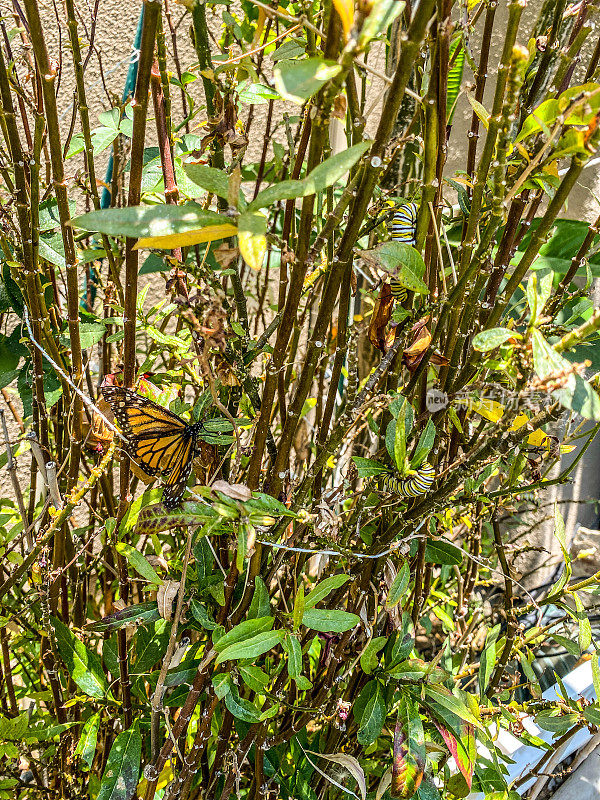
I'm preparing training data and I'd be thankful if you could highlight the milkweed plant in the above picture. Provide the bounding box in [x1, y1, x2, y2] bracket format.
[2, 0, 600, 798]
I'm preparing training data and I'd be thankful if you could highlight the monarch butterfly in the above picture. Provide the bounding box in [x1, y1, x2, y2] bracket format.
[391, 203, 418, 246]
[102, 385, 208, 509]
[379, 462, 436, 498]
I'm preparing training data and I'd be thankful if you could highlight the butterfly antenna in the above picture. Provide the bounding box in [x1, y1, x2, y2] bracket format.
[23, 307, 128, 444]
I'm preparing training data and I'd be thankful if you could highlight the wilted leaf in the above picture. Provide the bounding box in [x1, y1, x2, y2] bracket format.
[306, 750, 367, 800]
[368, 283, 394, 352]
[434, 721, 476, 789]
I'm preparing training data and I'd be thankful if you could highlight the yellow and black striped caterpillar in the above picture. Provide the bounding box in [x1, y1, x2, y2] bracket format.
[379, 462, 436, 498]
[389, 280, 407, 303]
[391, 202, 417, 246]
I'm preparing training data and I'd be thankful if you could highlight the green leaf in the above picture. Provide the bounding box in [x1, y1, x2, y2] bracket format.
[526, 268, 553, 323]
[360, 637, 387, 674]
[190, 599, 217, 630]
[224, 684, 262, 722]
[51, 616, 108, 699]
[531, 329, 600, 419]
[516, 99, 559, 142]
[97, 720, 141, 800]
[74, 713, 100, 770]
[180, 164, 246, 208]
[394, 399, 408, 472]
[132, 619, 170, 673]
[60, 322, 106, 350]
[424, 539, 462, 565]
[292, 584, 305, 631]
[592, 653, 600, 698]
[583, 704, 600, 727]
[237, 81, 281, 104]
[302, 608, 359, 633]
[362, 241, 426, 283]
[466, 92, 490, 129]
[303, 142, 370, 194]
[411, 419, 436, 469]
[356, 681, 386, 745]
[273, 57, 341, 104]
[215, 630, 284, 665]
[426, 687, 482, 730]
[71, 202, 229, 239]
[386, 562, 410, 609]
[304, 575, 351, 608]
[478, 624, 499, 696]
[239, 664, 270, 692]
[86, 601, 161, 633]
[472, 327, 517, 352]
[447, 38, 466, 123]
[535, 712, 579, 733]
[284, 633, 303, 679]
[115, 542, 163, 585]
[359, 0, 405, 47]
[248, 576, 271, 619]
[249, 142, 369, 210]
[214, 617, 274, 653]
[351, 457, 389, 478]
[574, 592, 592, 651]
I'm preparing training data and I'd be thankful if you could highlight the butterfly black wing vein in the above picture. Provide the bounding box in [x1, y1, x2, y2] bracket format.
[101, 385, 202, 508]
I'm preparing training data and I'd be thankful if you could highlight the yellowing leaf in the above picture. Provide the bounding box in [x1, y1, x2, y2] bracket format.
[135, 223, 237, 250]
[238, 229, 266, 271]
[469, 398, 504, 422]
[238, 211, 267, 271]
[333, 0, 354, 37]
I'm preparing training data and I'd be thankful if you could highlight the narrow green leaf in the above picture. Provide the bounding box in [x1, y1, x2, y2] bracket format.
[74, 713, 100, 770]
[225, 684, 263, 721]
[248, 576, 271, 619]
[574, 592, 592, 651]
[386, 562, 410, 609]
[359, 0, 405, 46]
[97, 720, 141, 800]
[216, 630, 284, 665]
[394, 400, 408, 472]
[249, 142, 369, 210]
[284, 633, 303, 679]
[352, 457, 389, 478]
[424, 540, 462, 565]
[293, 585, 305, 631]
[214, 617, 274, 653]
[411, 420, 436, 469]
[115, 542, 163, 585]
[426, 687, 482, 730]
[304, 574, 350, 609]
[132, 619, 170, 673]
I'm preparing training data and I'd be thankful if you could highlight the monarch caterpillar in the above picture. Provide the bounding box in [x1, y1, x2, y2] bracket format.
[379, 462, 436, 498]
[391, 202, 418, 246]
[389, 280, 407, 303]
